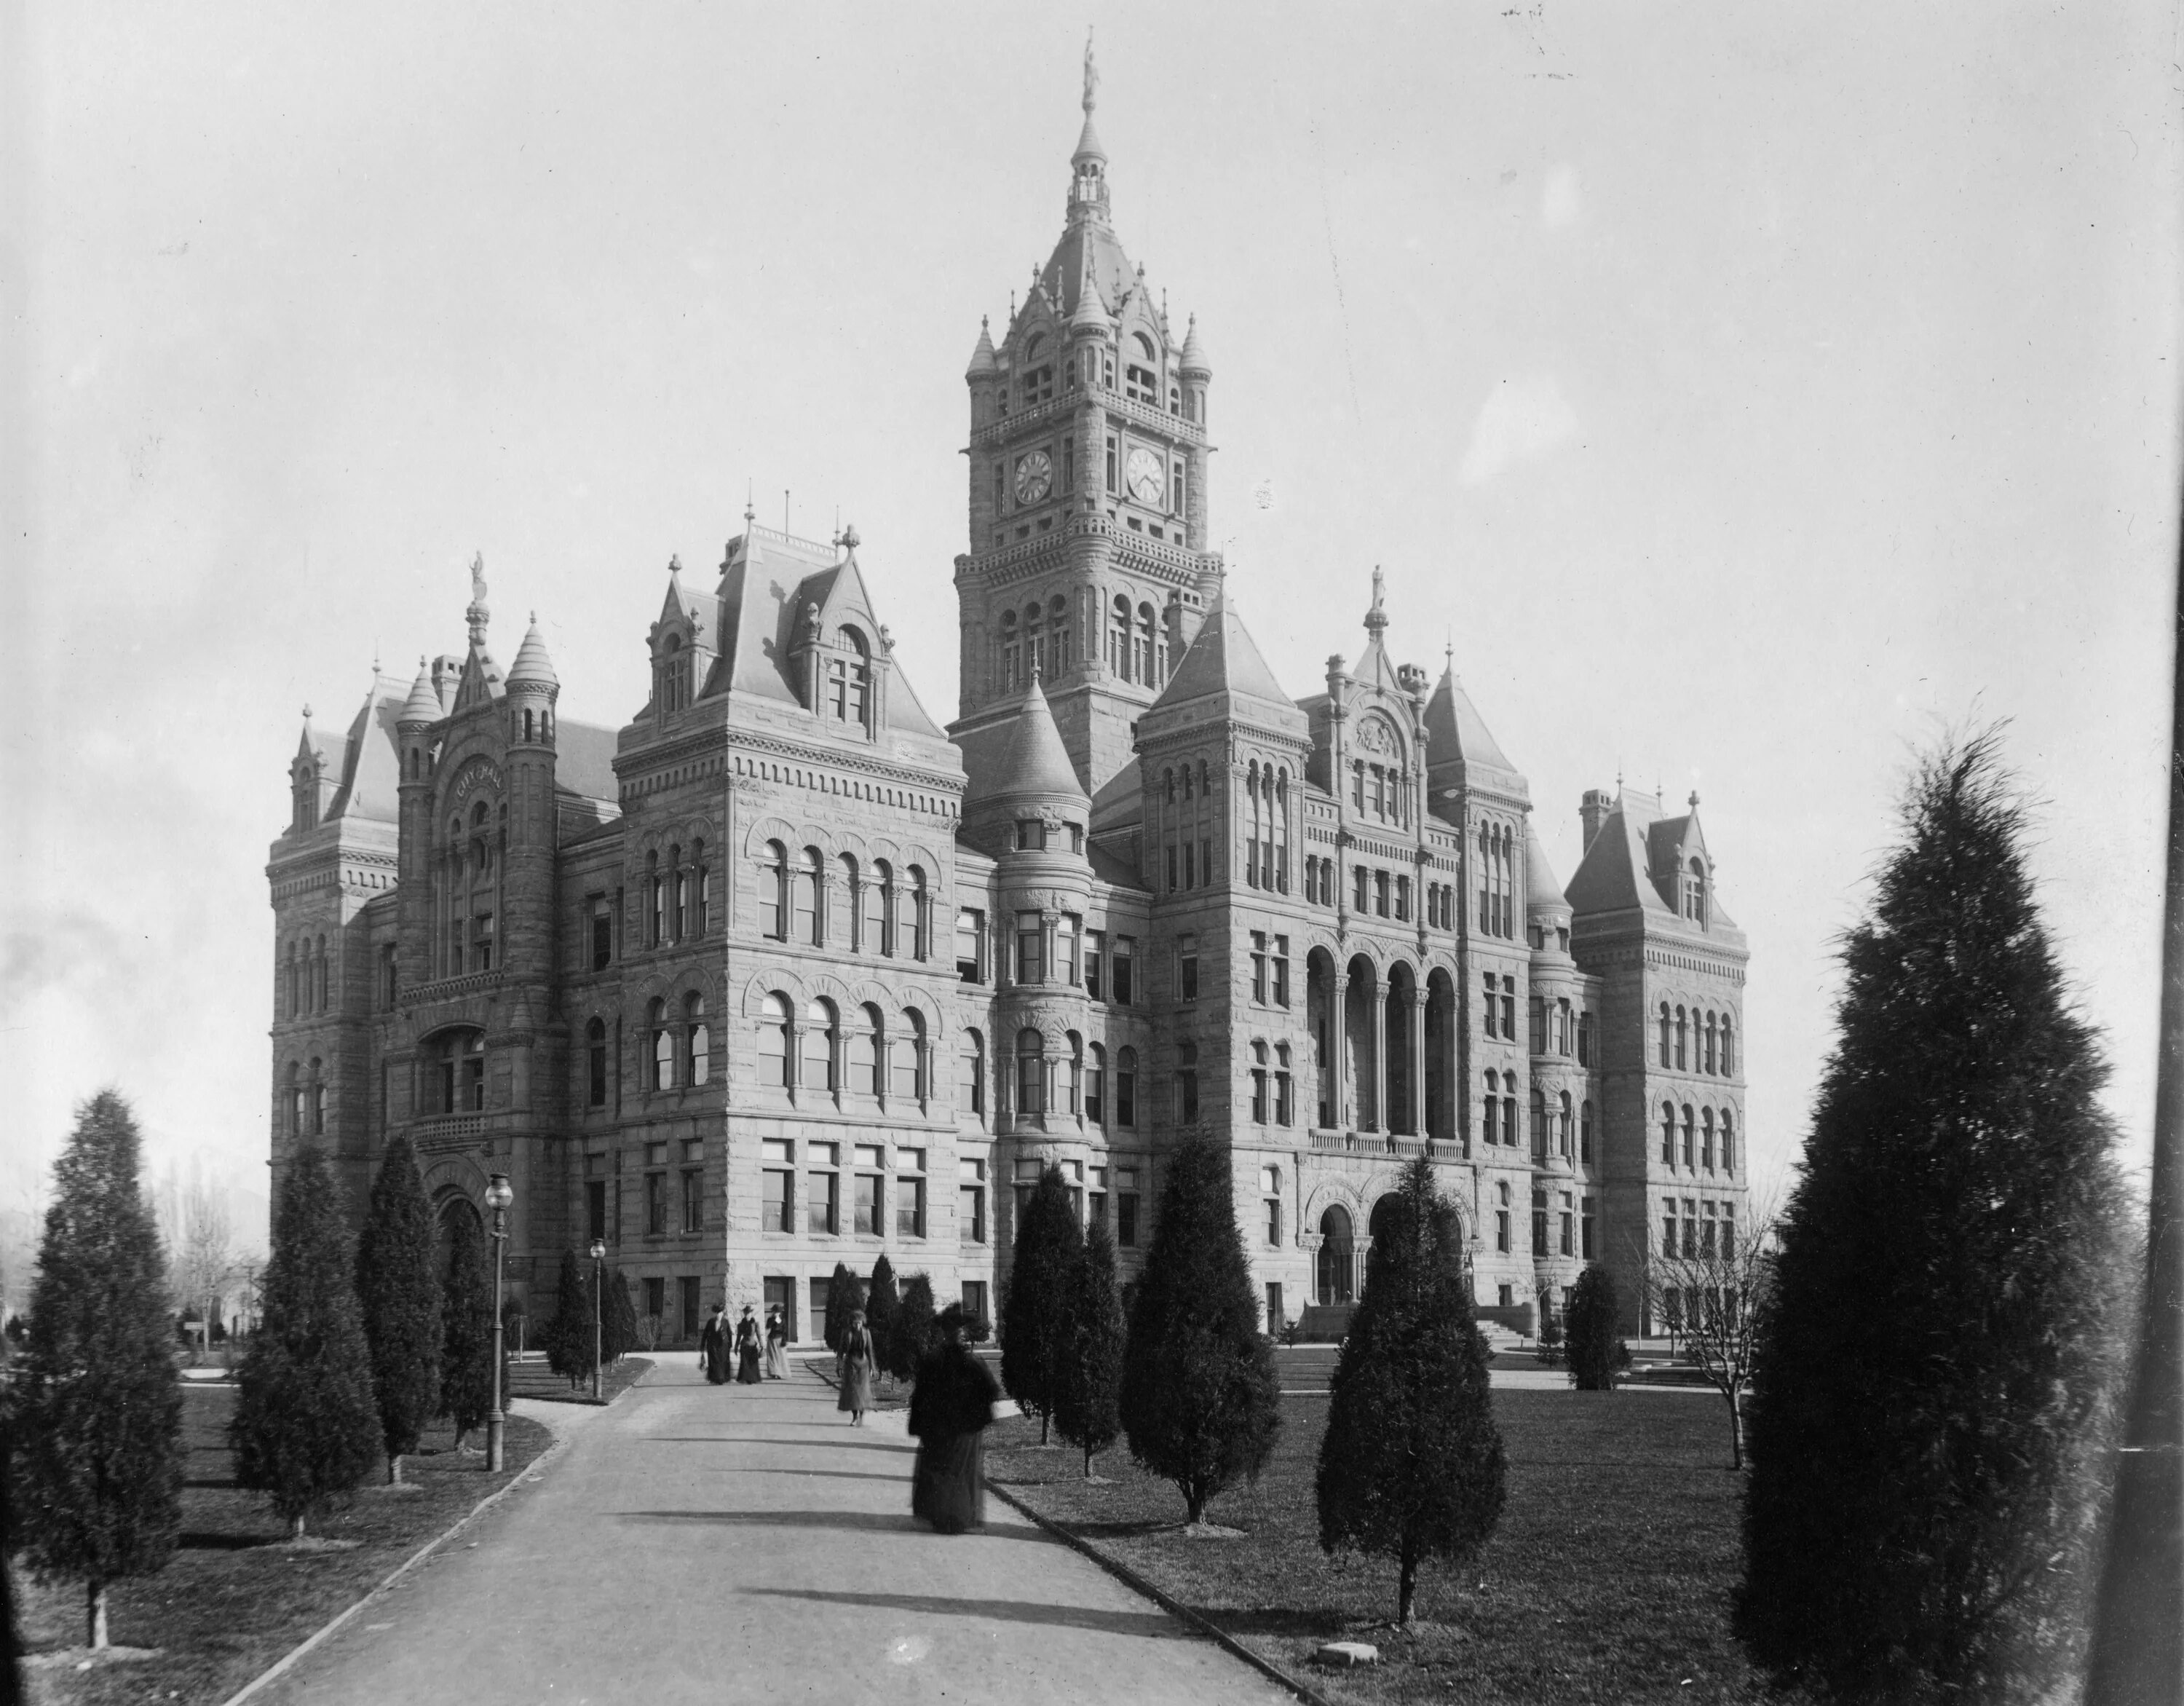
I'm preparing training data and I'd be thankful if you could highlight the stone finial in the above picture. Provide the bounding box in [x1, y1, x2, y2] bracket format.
[1689, 790, 1701, 810]
[842, 524, 860, 550]
[668, 553, 682, 574]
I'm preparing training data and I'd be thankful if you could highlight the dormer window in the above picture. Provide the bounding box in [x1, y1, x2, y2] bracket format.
[1016, 820, 1046, 852]
[290, 762, 320, 832]
[1684, 858, 1708, 925]
[654, 631, 691, 716]
[826, 627, 872, 733]
[1018, 363, 1055, 406]
[1124, 363, 1157, 404]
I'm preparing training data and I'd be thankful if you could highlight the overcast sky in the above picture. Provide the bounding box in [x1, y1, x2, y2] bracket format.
[3, 2, 2178, 1246]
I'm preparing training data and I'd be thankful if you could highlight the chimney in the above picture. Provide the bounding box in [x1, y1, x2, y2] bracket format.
[1580, 789, 1613, 853]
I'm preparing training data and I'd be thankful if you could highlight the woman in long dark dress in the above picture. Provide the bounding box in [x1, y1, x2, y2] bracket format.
[909, 1305, 1001, 1533]
[837, 1309, 877, 1423]
[734, 1306, 764, 1385]
[763, 1307, 790, 1380]
[699, 1306, 731, 1385]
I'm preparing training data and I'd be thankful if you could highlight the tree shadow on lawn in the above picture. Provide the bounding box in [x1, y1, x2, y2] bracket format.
[742, 1586, 1184, 1640]
[616, 1509, 1049, 1542]
[649, 1434, 917, 1455]
[1198, 1606, 1350, 1640]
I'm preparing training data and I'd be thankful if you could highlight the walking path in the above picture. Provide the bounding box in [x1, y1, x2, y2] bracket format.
[259, 1359, 1292, 1706]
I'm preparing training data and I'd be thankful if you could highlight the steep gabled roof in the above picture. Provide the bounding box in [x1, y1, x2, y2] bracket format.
[1149, 596, 1301, 730]
[1564, 789, 1676, 917]
[791, 542, 949, 741]
[1423, 663, 1520, 779]
[706, 526, 839, 706]
[325, 673, 408, 824]
[554, 719, 620, 807]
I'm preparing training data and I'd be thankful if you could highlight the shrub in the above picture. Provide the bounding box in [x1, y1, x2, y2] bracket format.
[231, 1147, 382, 1538]
[1318, 1156, 1505, 1624]
[1739, 730, 2134, 1701]
[890, 1274, 937, 1381]
[1119, 1137, 1281, 1523]
[354, 1134, 442, 1482]
[823, 1262, 859, 1354]
[864, 1255, 899, 1381]
[1564, 1265, 1624, 1391]
[1001, 1164, 1083, 1443]
[547, 1250, 596, 1388]
[9, 1091, 185, 1649]
[600, 1267, 639, 1365]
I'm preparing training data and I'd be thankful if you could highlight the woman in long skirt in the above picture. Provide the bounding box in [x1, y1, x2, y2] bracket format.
[909, 1305, 1001, 1533]
[763, 1307, 790, 1380]
[698, 1305, 732, 1384]
[734, 1306, 764, 1385]
[837, 1309, 878, 1423]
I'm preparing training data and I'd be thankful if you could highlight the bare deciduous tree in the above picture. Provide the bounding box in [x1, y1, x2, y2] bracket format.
[173, 1180, 234, 1357]
[1649, 1195, 1778, 1468]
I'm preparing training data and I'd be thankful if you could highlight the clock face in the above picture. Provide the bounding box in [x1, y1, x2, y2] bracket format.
[1014, 451, 1053, 505]
[1125, 446, 1165, 504]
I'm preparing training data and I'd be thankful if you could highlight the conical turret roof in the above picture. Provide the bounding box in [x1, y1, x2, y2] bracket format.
[965, 317, 998, 381]
[1424, 660, 1518, 777]
[398, 657, 442, 727]
[1179, 312, 1208, 374]
[1525, 823, 1570, 914]
[993, 671, 1087, 802]
[507, 613, 558, 689]
[1072, 109, 1107, 165]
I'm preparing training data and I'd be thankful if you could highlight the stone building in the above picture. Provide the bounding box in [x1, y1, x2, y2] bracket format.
[266, 58, 1748, 1344]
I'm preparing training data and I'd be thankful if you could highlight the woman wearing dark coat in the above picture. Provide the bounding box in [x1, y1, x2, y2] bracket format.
[909, 1306, 1002, 1534]
[734, 1306, 764, 1385]
[698, 1306, 731, 1385]
[837, 1310, 877, 1423]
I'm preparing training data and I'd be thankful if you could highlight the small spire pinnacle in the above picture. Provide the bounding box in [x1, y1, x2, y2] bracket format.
[1689, 789, 1701, 810]
[744, 480, 755, 526]
[668, 553, 681, 574]
[301, 703, 312, 722]
[841, 523, 860, 550]
[1083, 26, 1099, 112]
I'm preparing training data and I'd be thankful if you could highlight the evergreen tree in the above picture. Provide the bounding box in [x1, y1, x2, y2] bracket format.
[823, 1261, 858, 1354]
[1739, 731, 2134, 1702]
[1316, 1157, 1506, 1624]
[1119, 1138, 1282, 1523]
[890, 1274, 937, 1381]
[601, 1268, 639, 1365]
[1564, 1265, 1625, 1391]
[231, 1147, 382, 1538]
[438, 1209, 495, 1450]
[1001, 1165, 1083, 1444]
[353, 1135, 442, 1483]
[9, 1091, 184, 1649]
[864, 1255, 899, 1386]
[1056, 1218, 1125, 1479]
[548, 1250, 596, 1389]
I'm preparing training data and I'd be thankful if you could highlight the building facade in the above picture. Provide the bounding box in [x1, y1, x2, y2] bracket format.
[266, 63, 1748, 1344]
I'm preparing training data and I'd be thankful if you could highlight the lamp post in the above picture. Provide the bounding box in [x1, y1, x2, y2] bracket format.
[485, 1173, 514, 1472]
[588, 1237, 606, 1401]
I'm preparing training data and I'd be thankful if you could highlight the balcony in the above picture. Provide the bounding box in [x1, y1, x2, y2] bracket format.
[414, 1113, 486, 1144]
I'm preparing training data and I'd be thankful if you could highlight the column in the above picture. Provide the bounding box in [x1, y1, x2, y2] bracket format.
[1367, 979, 1388, 1134]
[1409, 990, 1428, 1140]
[1329, 970, 1350, 1133]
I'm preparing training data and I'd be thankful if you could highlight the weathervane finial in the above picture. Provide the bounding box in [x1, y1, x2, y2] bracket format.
[1083, 27, 1099, 113]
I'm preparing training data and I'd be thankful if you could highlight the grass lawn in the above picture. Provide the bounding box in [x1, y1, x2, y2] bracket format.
[986, 1389, 1813, 1706]
[15, 1385, 553, 1706]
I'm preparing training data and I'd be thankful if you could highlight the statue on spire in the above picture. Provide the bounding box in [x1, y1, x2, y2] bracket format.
[1365, 565, 1389, 633]
[465, 550, 490, 647]
[1083, 26, 1099, 112]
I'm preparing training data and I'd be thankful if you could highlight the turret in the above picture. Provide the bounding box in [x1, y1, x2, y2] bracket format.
[395, 657, 441, 997]
[288, 710, 335, 833]
[499, 614, 561, 987]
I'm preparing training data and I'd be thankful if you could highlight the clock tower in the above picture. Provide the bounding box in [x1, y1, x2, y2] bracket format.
[951, 36, 1222, 802]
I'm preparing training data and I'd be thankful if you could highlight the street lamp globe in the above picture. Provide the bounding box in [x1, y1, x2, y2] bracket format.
[589, 1239, 606, 1261]
[485, 1174, 515, 1213]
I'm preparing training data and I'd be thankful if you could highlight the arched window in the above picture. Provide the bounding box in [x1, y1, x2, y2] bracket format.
[1064, 1032, 1083, 1117]
[796, 848, 823, 946]
[1274, 770, 1290, 892]
[1318, 1204, 1355, 1303]
[849, 1003, 882, 1096]
[1559, 1090, 1573, 1157]
[1016, 1028, 1045, 1117]
[960, 1027, 986, 1116]
[1251, 1039, 1270, 1123]
[1087, 1042, 1107, 1125]
[865, 858, 893, 956]
[1001, 609, 1021, 690]
[1109, 595, 1131, 680]
[906, 866, 928, 960]
[759, 841, 788, 939]
[1580, 1098, 1594, 1164]
[1661, 1102, 1677, 1165]
[694, 840, 710, 934]
[1117, 1046, 1138, 1127]
[310, 1059, 327, 1136]
[284, 1062, 302, 1137]
[646, 851, 663, 947]
[1175, 1040, 1200, 1123]
[684, 992, 709, 1086]
[759, 995, 790, 1087]
[1685, 858, 1707, 924]
[1720, 1110, 1735, 1172]
[1050, 594, 1071, 673]
[1495, 1183, 1512, 1254]
[838, 853, 860, 949]
[649, 998, 674, 1091]
[1481, 1070, 1498, 1146]
[1674, 1007, 1688, 1071]
[1530, 1088, 1547, 1161]
[1275, 1043, 1294, 1126]
[1659, 1003, 1673, 1068]
[1681, 1104, 1696, 1169]
[802, 1000, 837, 1094]
[1135, 603, 1156, 684]
[1721, 1016, 1736, 1075]
[1025, 601, 1045, 678]
[1503, 1072, 1519, 1154]
[832, 627, 872, 730]
[1701, 1107, 1715, 1170]
[1704, 1013, 1717, 1075]
[587, 1017, 608, 1107]
[895, 1011, 926, 1102]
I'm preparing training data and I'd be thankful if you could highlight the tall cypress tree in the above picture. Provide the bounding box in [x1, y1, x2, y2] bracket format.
[824, 1260, 858, 1354]
[601, 1267, 639, 1364]
[10, 1091, 184, 1649]
[1120, 1139, 1281, 1524]
[1002, 1165, 1083, 1444]
[864, 1254, 899, 1385]
[1564, 1264, 1625, 1391]
[548, 1249, 596, 1389]
[438, 1208, 495, 1451]
[1056, 1218, 1126, 1479]
[890, 1273, 937, 1381]
[1316, 1157, 1506, 1624]
[1739, 731, 2133, 1702]
[354, 1135, 441, 1483]
[232, 1147, 383, 1538]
